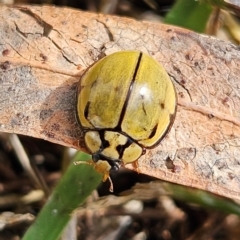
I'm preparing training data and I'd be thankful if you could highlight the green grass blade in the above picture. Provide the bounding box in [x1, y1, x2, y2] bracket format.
[164, 183, 240, 215]
[22, 152, 102, 240]
[164, 0, 213, 32]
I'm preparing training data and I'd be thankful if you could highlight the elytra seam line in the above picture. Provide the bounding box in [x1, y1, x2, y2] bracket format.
[116, 52, 143, 130]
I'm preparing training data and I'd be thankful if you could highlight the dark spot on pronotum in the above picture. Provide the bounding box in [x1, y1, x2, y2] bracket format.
[160, 103, 165, 109]
[0, 61, 11, 70]
[116, 144, 125, 156]
[2, 49, 10, 56]
[185, 54, 190, 60]
[166, 29, 172, 32]
[100, 131, 110, 149]
[149, 124, 158, 139]
[84, 101, 90, 119]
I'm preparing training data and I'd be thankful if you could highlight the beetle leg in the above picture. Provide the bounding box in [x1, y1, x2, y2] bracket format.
[73, 160, 94, 167]
[132, 161, 140, 173]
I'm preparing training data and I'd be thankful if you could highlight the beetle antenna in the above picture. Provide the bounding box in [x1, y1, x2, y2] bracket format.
[73, 161, 93, 166]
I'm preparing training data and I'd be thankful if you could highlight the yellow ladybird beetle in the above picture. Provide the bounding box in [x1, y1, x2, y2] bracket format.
[75, 51, 177, 188]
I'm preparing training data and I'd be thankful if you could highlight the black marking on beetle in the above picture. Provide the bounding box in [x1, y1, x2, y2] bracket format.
[142, 103, 147, 115]
[90, 79, 98, 91]
[117, 52, 143, 130]
[116, 144, 125, 158]
[117, 137, 134, 159]
[92, 152, 100, 162]
[160, 103, 165, 109]
[84, 101, 90, 119]
[148, 124, 158, 139]
[91, 130, 143, 171]
[92, 130, 122, 171]
[99, 130, 110, 150]
[147, 96, 177, 149]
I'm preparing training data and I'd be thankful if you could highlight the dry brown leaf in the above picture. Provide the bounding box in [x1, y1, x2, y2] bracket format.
[1, 5, 240, 200]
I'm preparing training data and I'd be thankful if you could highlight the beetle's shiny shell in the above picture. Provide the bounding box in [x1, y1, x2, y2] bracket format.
[76, 51, 177, 169]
